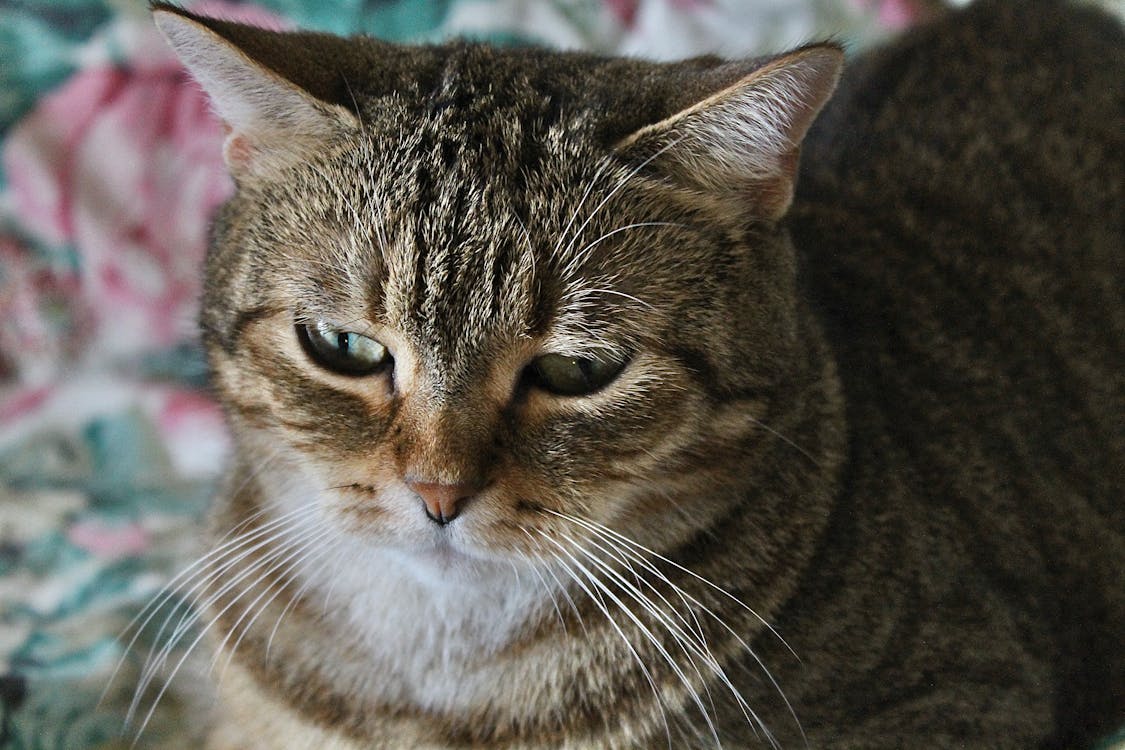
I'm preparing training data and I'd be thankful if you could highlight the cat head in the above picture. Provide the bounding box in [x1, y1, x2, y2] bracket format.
[155, 4, 841, 577]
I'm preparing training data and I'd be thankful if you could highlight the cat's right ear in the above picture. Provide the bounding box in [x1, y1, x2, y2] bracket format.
[153, 4, 360, 180]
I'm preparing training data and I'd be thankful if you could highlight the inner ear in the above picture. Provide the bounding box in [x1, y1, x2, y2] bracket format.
[153, 4, 361, 179]
[617, 45, 844, 221]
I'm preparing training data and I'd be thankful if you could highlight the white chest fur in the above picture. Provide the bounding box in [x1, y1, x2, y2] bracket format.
[259, 470, 562, 717]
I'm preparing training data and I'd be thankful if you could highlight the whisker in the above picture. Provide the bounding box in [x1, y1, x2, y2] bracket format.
[577, 529, 709, 647]
[340, 73, 367, 135]
[110, 501, 315, 714]
[542, 531, 725, 748]
[296, 257, 359, 278]
[128, 506, 320, 724]
[213, 532, 336, 684]
[102, 452, 289, 707]
[514, 545, 569, 636]
[522, 528, 590, 638]
[131, 504, 320, 696]
[322, 550, 346, 617]
[746, 415, 821, 468]
[544, 508, 797, 659]
[554, 157, 614, 257]
[575, 287, 656, 311]
[266, 558, 323, 661]
[539, 541, 674, 750]
[507, 558, 524, 589]
[547, 509, 801, 747]
[554, 531, 731, 749]
[166, 517, 328, 657]
[563, 221, 686, 281]
[130, 521, 336, 743]
[564, 531, 776, 747]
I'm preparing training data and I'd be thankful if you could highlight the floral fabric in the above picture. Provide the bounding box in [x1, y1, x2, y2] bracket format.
[8, 0, 1111, 748]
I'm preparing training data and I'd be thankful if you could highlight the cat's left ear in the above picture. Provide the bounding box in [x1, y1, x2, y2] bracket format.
[619, 45, 843, 222]
[153, 4, 360, 180]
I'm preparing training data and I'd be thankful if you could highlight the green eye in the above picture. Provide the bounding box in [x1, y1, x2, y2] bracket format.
[297, 321, 391, 377]
[527, 352, 626, 397]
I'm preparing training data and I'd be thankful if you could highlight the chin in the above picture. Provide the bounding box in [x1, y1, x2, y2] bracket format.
[361, 530, 522, 589]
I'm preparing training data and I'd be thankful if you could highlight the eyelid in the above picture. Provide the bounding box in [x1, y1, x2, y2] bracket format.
[535, 345, 630, 361]
[294, 312, 385, 343]
[304, 315, 370, 335]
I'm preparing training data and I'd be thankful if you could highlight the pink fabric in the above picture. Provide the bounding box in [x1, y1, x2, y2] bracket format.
[607, 0, 711, 26]
[0, 384, 53, 423]
[1, 1, 283, 358]
[67, 519, 151, 559]
[850, 0, 930, 30]
[0, 236, 88, 379]
[3, 64, 231, 352]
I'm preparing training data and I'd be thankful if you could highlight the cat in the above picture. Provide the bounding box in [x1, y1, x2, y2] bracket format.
[137, 0, 1124, 747]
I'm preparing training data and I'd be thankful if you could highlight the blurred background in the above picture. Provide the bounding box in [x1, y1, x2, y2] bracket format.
[0, 0, 1118, 747]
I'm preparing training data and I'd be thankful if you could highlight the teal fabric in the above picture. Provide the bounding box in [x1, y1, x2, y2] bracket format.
[0, 5, 110, 135]
[257, 0, 456, 38]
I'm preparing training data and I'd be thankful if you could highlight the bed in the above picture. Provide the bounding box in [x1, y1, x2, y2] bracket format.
[1, 0, 1121, 747]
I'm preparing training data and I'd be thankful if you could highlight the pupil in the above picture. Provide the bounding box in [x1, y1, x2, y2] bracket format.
[578, 359, 593, 384]
[337, 332, 349, 353]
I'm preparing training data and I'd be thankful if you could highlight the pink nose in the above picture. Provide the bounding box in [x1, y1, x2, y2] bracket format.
[406, 480, 477, 525]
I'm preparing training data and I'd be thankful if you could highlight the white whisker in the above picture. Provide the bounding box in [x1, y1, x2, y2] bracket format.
[578, 286, 656, 311]
[128, 507, 319, 717]
[554, 531, 734, 748]
[213, 532, 336, 683]
[102, 453, 289, 707]
[130, 521, 336, 743]
[559, 136, 687, 274]
[523, 528, 590, 637]
[322, 549, 346, 617]
[564, 531, 773, 747]
[746, 415, 821, 467]
[540, 541, 674, 750]
[564, 221, 686, 282]
[546, 508, 802, 746]
[266, 558, 323, 661]
[543, 531, 717, 749]
[514, 545, 569, 636]
[131, 504, 320, 697]
[554, 158, 614, 257]
[114, 501, 316, 718]
[546, 508, 797, 658]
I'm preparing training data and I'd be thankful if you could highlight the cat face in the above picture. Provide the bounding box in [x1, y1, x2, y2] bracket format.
[210, 130, 729, 567]
[157, 9, 841, 577]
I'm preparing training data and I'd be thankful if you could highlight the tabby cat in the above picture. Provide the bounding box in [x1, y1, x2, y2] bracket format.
[140, 0, 1124, 747]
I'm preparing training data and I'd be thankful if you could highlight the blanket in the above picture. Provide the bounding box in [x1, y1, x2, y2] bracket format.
[2, 0, 1121, 748]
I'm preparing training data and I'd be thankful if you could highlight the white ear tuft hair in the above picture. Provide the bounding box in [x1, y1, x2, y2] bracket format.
[621, 45, 843, 221]
[154, 8, 358, 179]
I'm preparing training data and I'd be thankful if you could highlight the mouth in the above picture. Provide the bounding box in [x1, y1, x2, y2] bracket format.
[395, 533, 476, 570]
[418, 535, 459, 560]
[395, 532, 522, 585]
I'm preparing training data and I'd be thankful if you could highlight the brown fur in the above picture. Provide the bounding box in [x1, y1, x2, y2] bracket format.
[149, 1, 1124, 747]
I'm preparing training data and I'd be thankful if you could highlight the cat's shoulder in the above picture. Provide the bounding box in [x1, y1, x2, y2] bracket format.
[801, 0, 1123, 178]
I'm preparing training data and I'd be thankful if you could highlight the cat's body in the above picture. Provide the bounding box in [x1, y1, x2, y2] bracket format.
[147, 1, 1123, 748]
[786, 4, 1125, 744]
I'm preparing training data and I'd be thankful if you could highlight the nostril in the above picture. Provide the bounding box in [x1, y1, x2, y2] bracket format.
[423, 504, 457, 526]
[406, 480, 477, 525]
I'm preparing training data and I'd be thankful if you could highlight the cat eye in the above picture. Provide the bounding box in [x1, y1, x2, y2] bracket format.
[526, 352, 626, 397]
[297, 321, 392, 377]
